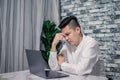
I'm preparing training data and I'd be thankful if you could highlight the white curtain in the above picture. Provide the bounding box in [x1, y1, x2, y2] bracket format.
[0, 0, 60, 73]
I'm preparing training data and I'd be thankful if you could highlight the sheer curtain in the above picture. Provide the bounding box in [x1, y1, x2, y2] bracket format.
[0, 0, 60, 73]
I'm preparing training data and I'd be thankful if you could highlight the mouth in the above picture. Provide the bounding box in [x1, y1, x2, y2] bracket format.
[67, 41, 71, 44]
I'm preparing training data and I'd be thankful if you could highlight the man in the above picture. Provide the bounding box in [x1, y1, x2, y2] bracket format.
[48, 16, 103, 76]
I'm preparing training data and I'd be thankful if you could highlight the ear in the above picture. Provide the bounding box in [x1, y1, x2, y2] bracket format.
[76, 27, 80, 33]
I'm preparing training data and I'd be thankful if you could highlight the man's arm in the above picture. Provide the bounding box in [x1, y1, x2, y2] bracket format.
[60, 41, 100, 75]
[48, 33, 65, 70]
[48, 51, 60, 70]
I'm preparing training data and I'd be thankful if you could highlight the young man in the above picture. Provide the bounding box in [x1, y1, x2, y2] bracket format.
[48, 16, 103, 76]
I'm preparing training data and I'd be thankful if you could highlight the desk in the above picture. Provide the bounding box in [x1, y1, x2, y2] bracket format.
[0, 70, 107, 80]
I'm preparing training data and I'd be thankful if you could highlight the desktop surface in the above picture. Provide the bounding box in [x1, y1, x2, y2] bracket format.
[0, 70, 107, 80]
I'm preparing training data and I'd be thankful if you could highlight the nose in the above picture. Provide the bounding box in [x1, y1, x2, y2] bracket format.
[65, 36, 69, 41]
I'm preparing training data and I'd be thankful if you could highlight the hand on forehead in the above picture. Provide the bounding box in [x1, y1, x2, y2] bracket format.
[59, 33, 65, 37]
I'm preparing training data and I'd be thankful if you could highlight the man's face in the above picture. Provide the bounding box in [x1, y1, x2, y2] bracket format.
[61, 25, 81, 46]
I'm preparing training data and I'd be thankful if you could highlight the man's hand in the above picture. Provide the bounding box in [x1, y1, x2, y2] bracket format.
[58, 54, 65, 65]
[51, 33, 64, 52]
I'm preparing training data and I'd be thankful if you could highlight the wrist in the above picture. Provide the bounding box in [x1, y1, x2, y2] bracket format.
[51, 44, 57, 52]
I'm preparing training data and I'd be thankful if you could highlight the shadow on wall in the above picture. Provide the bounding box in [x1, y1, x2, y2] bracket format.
[0, 6, 1, 60]
[0, 23, 1, 60]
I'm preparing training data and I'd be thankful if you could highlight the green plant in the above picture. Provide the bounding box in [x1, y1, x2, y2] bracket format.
[40, 20, 60, 63]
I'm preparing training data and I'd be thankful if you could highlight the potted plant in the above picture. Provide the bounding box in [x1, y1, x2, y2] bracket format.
[40, 20, 60, 63]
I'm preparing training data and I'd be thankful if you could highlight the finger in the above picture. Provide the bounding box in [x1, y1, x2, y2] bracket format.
[58, 53, 64, 57]
[56, 33, 64, 41]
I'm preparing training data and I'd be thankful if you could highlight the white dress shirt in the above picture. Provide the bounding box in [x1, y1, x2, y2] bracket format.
[49, 35, 103, 76]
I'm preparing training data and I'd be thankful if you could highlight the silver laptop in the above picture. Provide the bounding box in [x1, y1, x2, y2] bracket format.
[26, 49, 69, 79]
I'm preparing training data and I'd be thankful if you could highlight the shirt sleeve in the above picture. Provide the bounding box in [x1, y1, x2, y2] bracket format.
[48, 45, 67, 70]
[60, 41, 100, 75]
[48, 51, 60, 70]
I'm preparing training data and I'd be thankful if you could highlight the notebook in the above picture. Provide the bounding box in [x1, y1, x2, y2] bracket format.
[25, 49, 69, 79]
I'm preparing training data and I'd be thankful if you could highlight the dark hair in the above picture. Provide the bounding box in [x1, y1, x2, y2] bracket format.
[58, 16, 80, 30]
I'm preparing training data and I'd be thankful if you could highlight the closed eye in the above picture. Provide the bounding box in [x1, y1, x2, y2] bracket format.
[65, 33, 70, 36]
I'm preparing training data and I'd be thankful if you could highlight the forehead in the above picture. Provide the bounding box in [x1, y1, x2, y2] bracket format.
[61, 25, 73, 34]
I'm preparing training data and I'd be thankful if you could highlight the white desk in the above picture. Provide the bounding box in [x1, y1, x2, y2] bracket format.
[0, 70, 107, 80]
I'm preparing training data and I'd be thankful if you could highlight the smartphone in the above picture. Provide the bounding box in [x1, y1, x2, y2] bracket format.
[56, 38, 65, 53]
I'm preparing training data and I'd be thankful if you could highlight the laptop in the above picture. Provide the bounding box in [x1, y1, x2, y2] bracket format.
[26, 49, 69, 79]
